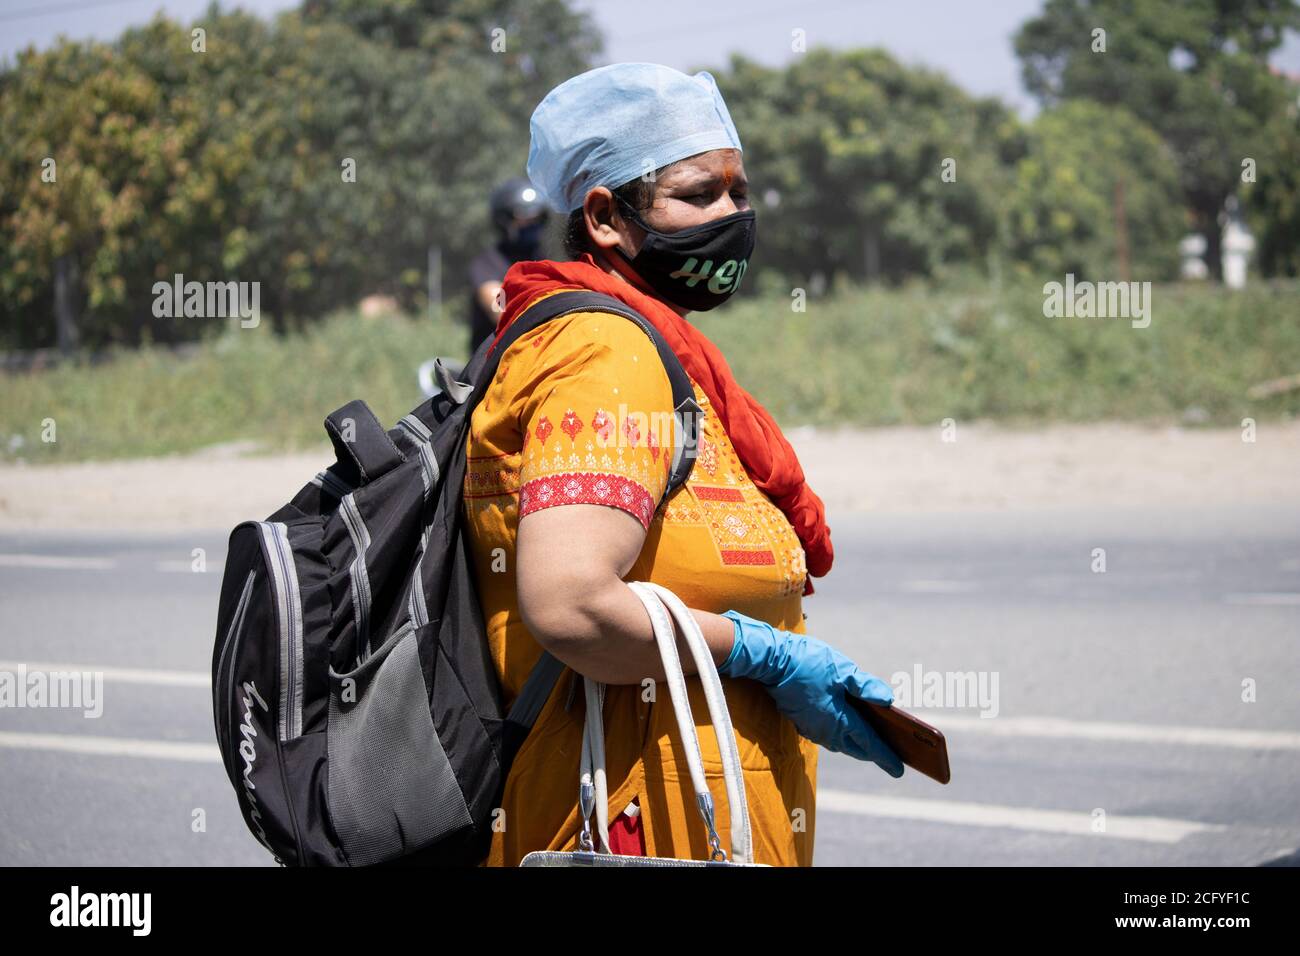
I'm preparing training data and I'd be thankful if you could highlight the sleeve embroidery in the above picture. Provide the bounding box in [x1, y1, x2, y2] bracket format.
[519, 402, 671, 529]
[519, 470, 656, 529]
[512, 313, 675, 529]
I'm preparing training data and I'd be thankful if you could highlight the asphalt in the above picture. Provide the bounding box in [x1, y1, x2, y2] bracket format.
[0, 504, 1296, 866]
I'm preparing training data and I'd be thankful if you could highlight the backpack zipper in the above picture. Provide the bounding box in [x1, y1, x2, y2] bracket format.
[257, 522, 305, 741]
[215, 569, 257, 777]
[254, 521, 308, 861]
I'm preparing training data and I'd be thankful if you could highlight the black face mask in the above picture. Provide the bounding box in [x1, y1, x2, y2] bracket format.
[612, 197, 756, 311]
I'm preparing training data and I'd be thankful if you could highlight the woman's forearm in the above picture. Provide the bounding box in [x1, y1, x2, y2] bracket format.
[531, 574, 737, 685]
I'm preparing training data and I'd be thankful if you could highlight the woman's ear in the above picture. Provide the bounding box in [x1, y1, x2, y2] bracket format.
[582, 187, 634, 254]
[582, 185, 677, 308]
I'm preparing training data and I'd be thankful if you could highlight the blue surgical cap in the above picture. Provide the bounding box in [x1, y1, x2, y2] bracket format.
[526, 62, 743, 215]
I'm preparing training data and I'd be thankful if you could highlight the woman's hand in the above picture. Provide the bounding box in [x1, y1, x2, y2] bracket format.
[719, 610, 904, 777]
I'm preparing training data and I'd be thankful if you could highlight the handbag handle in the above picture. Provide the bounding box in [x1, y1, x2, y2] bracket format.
[577, 677, 609, 853]
[639, 581, 754, 864]
[576, 582, 755, 864]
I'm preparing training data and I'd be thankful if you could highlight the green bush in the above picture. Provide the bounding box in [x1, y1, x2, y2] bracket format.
[2, 280, 1297, 463]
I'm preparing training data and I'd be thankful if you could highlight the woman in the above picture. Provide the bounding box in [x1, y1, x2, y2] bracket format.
[464, 63, 902, 867]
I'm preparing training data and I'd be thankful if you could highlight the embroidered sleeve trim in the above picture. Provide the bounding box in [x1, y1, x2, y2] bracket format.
[518, 471, 656, 530]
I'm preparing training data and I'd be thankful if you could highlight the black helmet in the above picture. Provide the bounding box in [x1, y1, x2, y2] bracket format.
[490, 177, 548, 233]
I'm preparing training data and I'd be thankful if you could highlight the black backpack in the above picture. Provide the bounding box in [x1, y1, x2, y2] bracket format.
[211, 291, 702, 866]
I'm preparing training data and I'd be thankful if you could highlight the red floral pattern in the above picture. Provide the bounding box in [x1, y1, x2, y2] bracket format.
[534, 415, 553, 445]
[519, 471, 656, 529]
[560, 408, 583, 440]
[622, 415, 641, 447]
[592, 409, 614, 443]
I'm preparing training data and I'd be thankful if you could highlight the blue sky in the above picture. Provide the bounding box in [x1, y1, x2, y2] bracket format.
[2, 0, 1298, 117]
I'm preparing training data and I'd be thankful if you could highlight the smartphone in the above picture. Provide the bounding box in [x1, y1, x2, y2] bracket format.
[846, 695, 951, 784]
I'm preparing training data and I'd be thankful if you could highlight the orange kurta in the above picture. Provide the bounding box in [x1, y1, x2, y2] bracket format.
[463, 292, 818, 866]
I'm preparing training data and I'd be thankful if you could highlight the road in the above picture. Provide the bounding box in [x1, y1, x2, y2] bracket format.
[1, 504, 1297, 866]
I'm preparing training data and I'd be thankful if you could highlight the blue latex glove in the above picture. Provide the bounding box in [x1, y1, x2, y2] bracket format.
[719, 610, 904, 777]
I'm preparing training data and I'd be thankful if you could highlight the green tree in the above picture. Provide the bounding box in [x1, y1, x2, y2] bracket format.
[712, 48, 1027, 289]
[1005, 100, 1186, 281]
[287, 0, 601, 314]
[1014, 0, 1300, 278]
[0, 32, 219, 349]
[0, 0, 600, 349]
[1244, 94, 1300, 276]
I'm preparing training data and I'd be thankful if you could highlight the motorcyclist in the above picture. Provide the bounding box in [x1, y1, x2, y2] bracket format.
[464, 177, 549, 353]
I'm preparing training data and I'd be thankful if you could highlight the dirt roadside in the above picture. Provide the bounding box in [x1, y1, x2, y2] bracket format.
[1, 421, 1297, 532]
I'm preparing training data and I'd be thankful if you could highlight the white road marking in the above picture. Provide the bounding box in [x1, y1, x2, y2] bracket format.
[1223, 592, 1300, 605]
[0, 729, 1230, 845]
[0, 730, 219, 763]
[0, 731, 1234, 844]
[927, 714, 1300, 751]
[0, 661, 209, 688]
[0, 554, 116, 570]
[818, 789, 1222, 843]
[154, 560, 199, 573]
[5, 661, 1296, 752]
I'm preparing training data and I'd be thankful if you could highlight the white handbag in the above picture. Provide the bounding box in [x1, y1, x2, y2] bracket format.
[519, 581, 765, 867]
